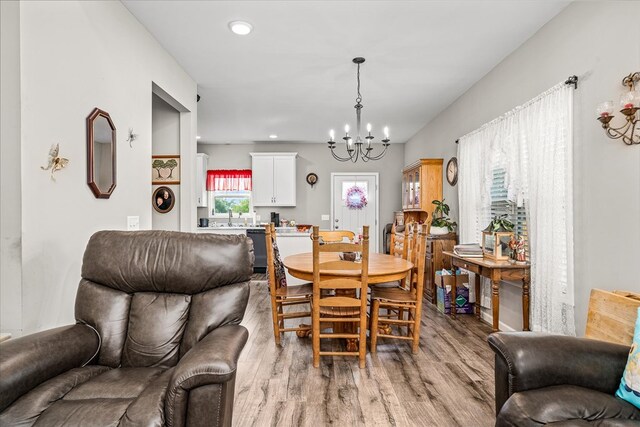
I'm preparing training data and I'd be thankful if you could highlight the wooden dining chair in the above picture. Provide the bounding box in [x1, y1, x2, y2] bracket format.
[311, 225, 369, 368]
[389, 223, 410, 260]
[372, 223, 411, 290]
[265, 223, 313, 345]
[317, 230, 355, 244]
[370, 223, 427, 354]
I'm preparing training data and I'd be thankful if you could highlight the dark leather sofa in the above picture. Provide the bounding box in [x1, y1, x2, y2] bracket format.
[0, 230, 254, 427]
[488, 332, 640, 426]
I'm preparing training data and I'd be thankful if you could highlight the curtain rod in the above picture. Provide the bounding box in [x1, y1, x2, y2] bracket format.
[454, 75, 579, 144]
[565, 75, 578, 89]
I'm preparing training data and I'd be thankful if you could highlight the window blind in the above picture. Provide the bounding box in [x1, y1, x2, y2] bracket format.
[490, 168, 529, 258]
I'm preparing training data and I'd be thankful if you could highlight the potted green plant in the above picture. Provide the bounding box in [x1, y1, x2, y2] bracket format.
[481, 214, 515, 260]
[430, 199, 457, 235]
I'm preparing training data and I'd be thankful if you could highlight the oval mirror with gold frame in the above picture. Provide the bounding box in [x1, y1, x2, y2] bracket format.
[87, 107, 116, 198]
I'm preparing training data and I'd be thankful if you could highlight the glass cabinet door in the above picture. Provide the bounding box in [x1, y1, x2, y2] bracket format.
[402, 173, 407, 209]
[414, 170, 421, 209]
[408, 173, 414, 209]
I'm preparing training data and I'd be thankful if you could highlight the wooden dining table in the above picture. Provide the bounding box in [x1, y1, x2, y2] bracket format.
[283, 252, 414, 285]
[283, 252, 414, 349]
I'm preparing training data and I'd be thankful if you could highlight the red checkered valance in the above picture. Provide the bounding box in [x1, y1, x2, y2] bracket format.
[206, 169, 252, 191]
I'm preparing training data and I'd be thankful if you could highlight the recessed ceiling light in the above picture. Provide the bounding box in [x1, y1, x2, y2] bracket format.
[269, 134, 278, 139]
[229, 21, 253, 36]
[196, 135, 201, 139]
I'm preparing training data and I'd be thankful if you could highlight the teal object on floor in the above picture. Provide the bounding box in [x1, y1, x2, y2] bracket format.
[617, 307, 640, 409]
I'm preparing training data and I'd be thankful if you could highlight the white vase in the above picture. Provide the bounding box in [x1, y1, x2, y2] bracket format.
[430, 225, 449, 235]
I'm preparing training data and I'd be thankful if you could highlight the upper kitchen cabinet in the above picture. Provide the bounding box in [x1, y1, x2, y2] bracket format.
[196, 153, 209, 207]
[251, 153, 297, 207]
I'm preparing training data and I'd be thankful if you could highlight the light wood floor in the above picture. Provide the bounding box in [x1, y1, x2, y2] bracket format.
[235, 280, 496, 427]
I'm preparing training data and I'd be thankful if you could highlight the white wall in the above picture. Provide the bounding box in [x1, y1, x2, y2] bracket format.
[197, 142, 405, 251]
[1, 0, 23, 337]
[12, 0, 197, 334]
[404, 1, 640, 334]
[152, 94, 181, 231]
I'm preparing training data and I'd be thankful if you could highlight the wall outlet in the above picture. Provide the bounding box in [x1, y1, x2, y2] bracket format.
[127, 216, 140, 231]
[256, 215, 261, 222]
[321, 214, 330, 221]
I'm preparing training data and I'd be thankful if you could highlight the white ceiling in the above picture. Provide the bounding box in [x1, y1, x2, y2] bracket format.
[123, 0, 569, 144]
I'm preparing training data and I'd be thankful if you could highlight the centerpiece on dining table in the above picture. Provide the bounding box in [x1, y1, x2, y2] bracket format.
[339, 251, 360, 262]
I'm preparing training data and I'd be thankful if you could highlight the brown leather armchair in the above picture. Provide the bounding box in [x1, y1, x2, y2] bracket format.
[0, 230, 254, 427]
[488, 332, 640, 426]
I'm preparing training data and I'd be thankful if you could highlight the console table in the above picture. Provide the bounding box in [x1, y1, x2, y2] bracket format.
[442, 251, 530, 332]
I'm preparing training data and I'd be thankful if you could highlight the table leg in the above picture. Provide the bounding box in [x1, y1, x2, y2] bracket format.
[296, 324, 312, 338]
[522, 274, 530, 331]
[475, 273, 481, 320]
[491, 278, 500, 332]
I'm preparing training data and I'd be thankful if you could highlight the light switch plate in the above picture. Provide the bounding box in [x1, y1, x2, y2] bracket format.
[321, 214, 330, 221]
[127, 216, 140, 231]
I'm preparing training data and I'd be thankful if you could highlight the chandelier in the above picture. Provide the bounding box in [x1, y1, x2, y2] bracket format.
[596, 72, 639, 145]
[327, 57, 390, 162]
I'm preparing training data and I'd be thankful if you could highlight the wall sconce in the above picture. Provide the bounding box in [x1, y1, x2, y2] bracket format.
[596, 72, 639, 145]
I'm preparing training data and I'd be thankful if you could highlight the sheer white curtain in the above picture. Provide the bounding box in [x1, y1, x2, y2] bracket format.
[457, 82, 575, 335]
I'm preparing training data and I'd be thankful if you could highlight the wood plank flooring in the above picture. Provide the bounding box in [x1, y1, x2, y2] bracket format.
[235, 279, 496, 427]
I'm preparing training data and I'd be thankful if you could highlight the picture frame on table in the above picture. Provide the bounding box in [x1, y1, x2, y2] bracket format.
[151, 155, 180, 185]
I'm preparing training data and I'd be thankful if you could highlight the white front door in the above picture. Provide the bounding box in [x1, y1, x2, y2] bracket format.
[331, 173, 379, 252]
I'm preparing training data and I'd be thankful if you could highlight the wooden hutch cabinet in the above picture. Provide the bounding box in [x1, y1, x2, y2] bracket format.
[424, 233, 457, 303]
[400, 158, 457, 303]
[402, 159, 443, 224]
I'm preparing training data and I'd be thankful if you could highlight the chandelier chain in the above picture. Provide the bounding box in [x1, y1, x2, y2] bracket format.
[356, 63, 362, 105]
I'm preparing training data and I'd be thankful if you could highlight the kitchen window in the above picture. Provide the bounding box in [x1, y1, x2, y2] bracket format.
[206, 169, 253, 218]
[209, 191, 252, 217]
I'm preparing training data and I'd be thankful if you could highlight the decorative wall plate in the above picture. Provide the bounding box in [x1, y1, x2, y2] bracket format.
[306, 172, 318, 187]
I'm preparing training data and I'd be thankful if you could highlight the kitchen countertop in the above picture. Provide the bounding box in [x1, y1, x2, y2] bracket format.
[195, 226, 311, 237]
[197, 226, 261, 230]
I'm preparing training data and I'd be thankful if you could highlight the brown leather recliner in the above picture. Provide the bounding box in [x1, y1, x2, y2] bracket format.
[0, 230, 254, 427]
[488, 332, 640, 426]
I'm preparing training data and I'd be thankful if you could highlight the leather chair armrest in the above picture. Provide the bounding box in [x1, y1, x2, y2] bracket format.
[0, 324, 100, 411]
[165, 324, 248, 427]
[487, 332, 630, 414]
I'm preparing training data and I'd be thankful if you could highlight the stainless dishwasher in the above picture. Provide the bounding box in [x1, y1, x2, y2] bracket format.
[246, 228, 267, 273]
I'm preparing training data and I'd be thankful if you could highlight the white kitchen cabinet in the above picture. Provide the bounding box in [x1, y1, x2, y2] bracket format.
[251, 155, 275, 206]
[196, 153, 209, 208]
[250, 153, 296, 207]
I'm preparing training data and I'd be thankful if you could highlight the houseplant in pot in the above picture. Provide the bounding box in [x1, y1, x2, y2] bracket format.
[430, 199, 457, 235]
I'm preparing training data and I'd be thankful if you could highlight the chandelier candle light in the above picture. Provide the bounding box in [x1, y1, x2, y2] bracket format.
[328, 57, 391, 162]
[596, 72, 639, 145]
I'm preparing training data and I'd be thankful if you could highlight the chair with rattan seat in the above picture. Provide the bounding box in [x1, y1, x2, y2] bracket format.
[317, 230, 355, 244]
[370, 223, 427, 354]
[311, 225, 369, 368]
[265, 223, 312, 345]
